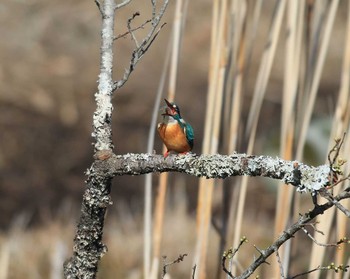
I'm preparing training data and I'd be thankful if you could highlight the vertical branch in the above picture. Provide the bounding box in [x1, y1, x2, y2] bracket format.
[63, 1, 116, 278]
[93, 0, 116, 152]
[64, 0, 170, 278]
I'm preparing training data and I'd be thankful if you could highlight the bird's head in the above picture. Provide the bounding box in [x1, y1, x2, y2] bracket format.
[162, 98, 181, 119]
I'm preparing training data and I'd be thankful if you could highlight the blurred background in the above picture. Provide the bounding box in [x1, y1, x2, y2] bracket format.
[0, 0, 349, 278]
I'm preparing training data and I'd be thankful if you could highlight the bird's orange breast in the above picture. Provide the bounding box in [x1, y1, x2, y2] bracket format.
[157, 123, 191, 153]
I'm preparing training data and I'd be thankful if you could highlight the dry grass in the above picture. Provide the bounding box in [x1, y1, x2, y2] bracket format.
[0, 191, 290, 279]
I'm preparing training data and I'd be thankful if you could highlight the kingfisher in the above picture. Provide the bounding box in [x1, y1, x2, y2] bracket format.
[157, 99, 194, 157]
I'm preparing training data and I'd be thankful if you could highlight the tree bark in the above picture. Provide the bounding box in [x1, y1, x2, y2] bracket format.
[91, 153, 331, 192]
[63, 0, 169, 277]
[63, 0, 115, 277]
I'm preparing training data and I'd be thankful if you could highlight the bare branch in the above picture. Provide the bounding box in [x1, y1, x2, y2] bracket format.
[113, 0, 170, 91]
[113, 21, 166, 89]
[143, 22, 167, 53]
[328, 133, 346, 167]
[222, 237, 247, 279]
[94, 0, 103, 15]
[326, 173, 350, 189]
[288, 264, 349, 279]
[114, 19, 152, 40]
[275, 250, 285, 279]
[303, 222, 324, 235]
[327, 133, 347, 185]
[115, 0, 132, 10]
[233, 189, 350, 279]
[319, 189, 350, 217]
[300, 226, 338, 247]
[151, 0, 156, 18]
[161, 254, 188, 279]
[288, 266, 329, 279]
[191, 265, 197, 279]
[222, 254, 234, 279]
[127, 12, 141, 47]
[253, 245, 270, 265]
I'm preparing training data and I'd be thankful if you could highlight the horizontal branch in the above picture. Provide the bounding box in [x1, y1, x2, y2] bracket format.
[90, 152, 331, 192]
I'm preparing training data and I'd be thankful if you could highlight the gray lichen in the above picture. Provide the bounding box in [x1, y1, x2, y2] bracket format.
[298, 164, 330, 192]
[105, 153, 331, 193]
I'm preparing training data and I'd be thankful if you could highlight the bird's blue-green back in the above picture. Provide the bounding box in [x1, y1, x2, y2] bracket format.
[185, 123, 194, 149]
[172, 114, 194, 149]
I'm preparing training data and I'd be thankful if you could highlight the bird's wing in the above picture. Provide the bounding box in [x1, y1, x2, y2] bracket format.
[184, 123, 194, 149]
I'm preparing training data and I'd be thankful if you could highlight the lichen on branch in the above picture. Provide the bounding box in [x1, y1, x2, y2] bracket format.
[90, 152, 332, 192]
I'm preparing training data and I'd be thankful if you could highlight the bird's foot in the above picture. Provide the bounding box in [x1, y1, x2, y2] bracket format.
[163, 150, 170, 158]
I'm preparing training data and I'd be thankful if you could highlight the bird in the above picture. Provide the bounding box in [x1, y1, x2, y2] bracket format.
[157, 99, 194, 158]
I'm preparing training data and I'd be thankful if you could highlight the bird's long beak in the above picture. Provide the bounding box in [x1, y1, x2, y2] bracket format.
[162, 99, 174, 116]
[164, 98, 173, 108]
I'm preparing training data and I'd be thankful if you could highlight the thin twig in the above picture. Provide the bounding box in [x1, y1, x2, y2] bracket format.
[288, 266, 329, 279]
[113, 22, 167, 90]
[94, 0, 103, 15]
[327, 133, 347, 186]
[276, 250, 285, 279]
[300, 226, 338, 247]
[326, 174, 350, 190]
[115, 0, 132, 10]
[114, 19, 152, 40]
[113, 0, 170, 91]
[143, 23, 167, 53]
[222, 251, 234, 279]
[234, 189, 350, 279]
[151, 0, 156, 19]
[304, 223, 350, 246]
[303, 222, 324, 235]
[328, 133, 346, 167]
[222, 237, 247, 278]
[254, 245, 270, 265]
[319, 189, 350, 217]
[127, 12, 141, 48]
[288, 264, 349, 279]
[191, 264, 197, 279]
[161, 254, 188, 279]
